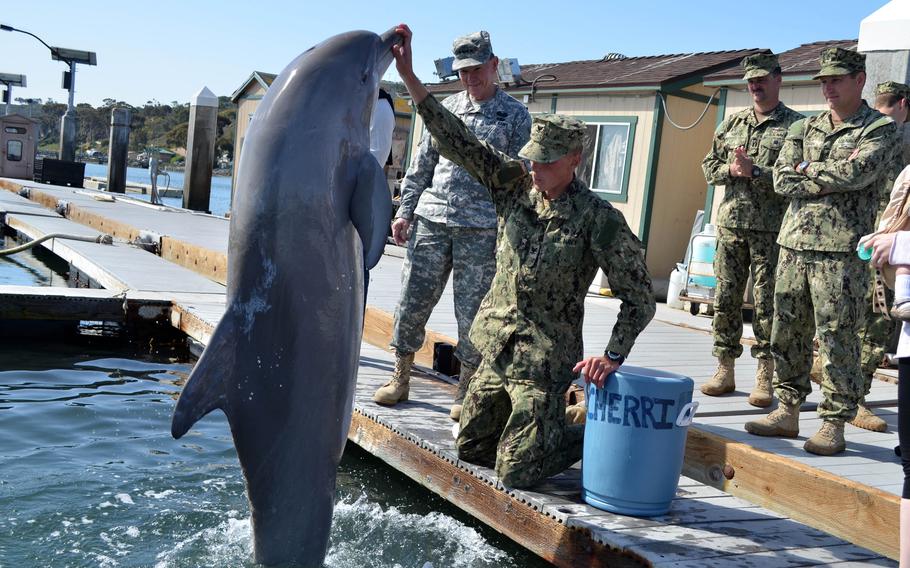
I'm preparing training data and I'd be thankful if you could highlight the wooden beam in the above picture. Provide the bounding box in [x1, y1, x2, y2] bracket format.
[363, 305, 456, 368]
[159, 236, 227, 286]
[0, 286, 170, 323]
[683, 428, 899, 560]
[348, 411, 647, 568]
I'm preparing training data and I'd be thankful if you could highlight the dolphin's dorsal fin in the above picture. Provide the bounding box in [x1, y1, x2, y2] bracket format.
[171, 310, 238, 439]
[351, 153, 393, 269]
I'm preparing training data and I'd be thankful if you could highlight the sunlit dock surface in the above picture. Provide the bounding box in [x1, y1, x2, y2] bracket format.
[0, 176, 900, 565]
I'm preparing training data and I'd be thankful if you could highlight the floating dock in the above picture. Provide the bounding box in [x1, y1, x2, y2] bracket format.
[0, 176, 901, 566]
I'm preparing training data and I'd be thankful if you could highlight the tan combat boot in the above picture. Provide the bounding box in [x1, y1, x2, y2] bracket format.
[449, 362, 477, 421]
[744, 402, 800, 438]
[373, 352, 414, 406]
[804, 420, 846, 455]
[748, 358, 774, 408]
[700, 356, 735, 396]
[849, 403, 887, 433]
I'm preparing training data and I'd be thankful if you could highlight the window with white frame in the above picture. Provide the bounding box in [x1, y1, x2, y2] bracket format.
[575, 117, 636, 201]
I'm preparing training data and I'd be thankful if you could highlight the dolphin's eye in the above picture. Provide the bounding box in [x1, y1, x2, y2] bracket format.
[361, 70, 369, 84]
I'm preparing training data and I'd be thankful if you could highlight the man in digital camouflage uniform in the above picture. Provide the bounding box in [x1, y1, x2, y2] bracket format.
[745, 48, 900, 455]
[701, 53, 803, 407]
[373, 30, 531, 421]
[850, 81, 909, 432]
[391, 24, 656, 488]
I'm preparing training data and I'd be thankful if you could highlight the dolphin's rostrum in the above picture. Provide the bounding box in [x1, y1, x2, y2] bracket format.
[171, 28, 399, 566]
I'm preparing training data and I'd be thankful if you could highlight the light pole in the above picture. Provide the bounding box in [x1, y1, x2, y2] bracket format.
[0, 73, 26, 116]
[0, 24, 96, 161]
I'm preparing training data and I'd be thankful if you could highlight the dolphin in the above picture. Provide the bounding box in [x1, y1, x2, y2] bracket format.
[171, 28, 398, 566]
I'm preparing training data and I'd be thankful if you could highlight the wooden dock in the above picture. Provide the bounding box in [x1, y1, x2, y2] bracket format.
[0, 176, 901, 566]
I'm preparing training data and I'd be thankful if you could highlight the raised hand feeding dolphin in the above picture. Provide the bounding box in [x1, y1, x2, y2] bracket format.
[170, 28, 400, 566]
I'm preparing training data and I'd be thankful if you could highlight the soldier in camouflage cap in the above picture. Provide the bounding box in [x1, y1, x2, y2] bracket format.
[876, 81, 910, 101]
[390, 24, 656, 488]
[701, 51, 803, 407]
[741, 53, 780, 80]
[518, 114, 587, 163]
[376, 27, 531, 422]
[451, 31, 493, 71]
[745, 46, 900, 455]
[812, 47, 866, 79]
[849, 79, 910, 433]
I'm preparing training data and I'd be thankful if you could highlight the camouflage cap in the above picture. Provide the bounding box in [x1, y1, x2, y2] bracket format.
[518, 114, 587, 164]
[741, 53, 780, 80]
[451, 31, 494, 71]
[813, 47, 865, 79]
[875, 81, 910, 100]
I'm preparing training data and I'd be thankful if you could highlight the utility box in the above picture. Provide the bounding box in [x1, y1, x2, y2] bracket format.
[0, 114, 38, 180]
[34, 157, 85, 188]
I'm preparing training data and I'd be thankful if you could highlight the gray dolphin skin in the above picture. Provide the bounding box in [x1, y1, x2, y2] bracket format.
[170, 28, 399, 566]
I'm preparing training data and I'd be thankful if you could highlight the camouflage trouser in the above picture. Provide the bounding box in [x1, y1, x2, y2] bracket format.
[712, 226, 779, 360]
[391, 216, 496, 367]
[771, 247, 866, 422]
[858, 265, 897, 394]
[456, 338, 584, 489]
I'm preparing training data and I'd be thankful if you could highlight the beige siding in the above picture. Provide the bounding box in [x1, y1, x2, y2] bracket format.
[231, 84, 268, 182]
[647, 86, 720, 279]
[554, 93, 656, 235]
[709, 84, 827, 220]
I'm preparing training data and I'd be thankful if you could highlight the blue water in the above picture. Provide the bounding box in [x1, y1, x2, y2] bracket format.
[0, 234, 69, 287]
[83, 163, 232, 217]
[0, 341, 544, 567]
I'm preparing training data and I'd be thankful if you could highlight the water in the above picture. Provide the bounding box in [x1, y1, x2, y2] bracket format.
[0, 234, 70, 287]
[82, 163, 233, 217]
[0, 342, 547, 567]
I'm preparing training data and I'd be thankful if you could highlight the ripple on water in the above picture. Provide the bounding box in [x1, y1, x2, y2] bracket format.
[0, 349, 543, 567]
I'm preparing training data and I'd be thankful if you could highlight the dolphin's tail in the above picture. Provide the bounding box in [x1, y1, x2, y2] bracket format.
[171, 310, 238, 439]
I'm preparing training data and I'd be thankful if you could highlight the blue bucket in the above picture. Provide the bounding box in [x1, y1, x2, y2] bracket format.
[581, 366, 697, 516]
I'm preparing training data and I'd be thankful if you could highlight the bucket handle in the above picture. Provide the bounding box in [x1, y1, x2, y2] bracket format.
[676, 401, 699, 427]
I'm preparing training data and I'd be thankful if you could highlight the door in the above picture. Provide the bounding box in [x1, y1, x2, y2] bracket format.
[1, 125, 32, 180]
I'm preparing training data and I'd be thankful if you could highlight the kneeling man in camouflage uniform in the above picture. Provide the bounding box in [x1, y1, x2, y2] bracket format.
[745, 48, 900, 455]
[392, 25, 656, 488]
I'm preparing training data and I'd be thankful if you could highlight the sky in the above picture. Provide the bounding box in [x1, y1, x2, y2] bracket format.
[0, 0, 892, 107]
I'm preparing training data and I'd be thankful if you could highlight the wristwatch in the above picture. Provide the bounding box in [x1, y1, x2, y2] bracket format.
[797, 160, 810, 174]
[751, 165, 762, 178]
[606, 351, 625, 365]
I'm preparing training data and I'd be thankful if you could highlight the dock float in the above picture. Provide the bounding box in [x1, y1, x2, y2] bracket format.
[0, 176, 901, 565]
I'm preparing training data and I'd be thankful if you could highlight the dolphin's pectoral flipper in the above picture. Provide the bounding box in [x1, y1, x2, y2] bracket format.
[351, 153, 393, 269]
[171, 311, 239, 439]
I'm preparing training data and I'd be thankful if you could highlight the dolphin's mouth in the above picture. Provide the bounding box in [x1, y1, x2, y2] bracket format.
[376, 28, 404, 77]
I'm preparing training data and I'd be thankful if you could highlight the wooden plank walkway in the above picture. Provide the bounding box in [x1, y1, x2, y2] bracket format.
[0, 176, 899, 564]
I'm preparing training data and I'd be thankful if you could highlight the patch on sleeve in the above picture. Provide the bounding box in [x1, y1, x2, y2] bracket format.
[786, 118, 806, 139]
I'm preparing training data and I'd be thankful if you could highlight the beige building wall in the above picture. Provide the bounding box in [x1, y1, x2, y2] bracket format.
[551, 92, 656, 236]
[647, 86, 720, 279]
[708, 83, 827, 221]
[231, 83, 269, 182]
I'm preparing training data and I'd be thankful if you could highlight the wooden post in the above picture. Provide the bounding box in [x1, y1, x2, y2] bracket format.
[183, 86, 218, 212]
[106, 107, 130, 194]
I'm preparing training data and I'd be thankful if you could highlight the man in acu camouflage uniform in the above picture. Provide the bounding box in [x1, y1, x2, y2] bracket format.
[851, 81, 909, 432]
[373, 30, 531, 421]
[701, 53, 803, 407]
[391, 24, 656, 488]
[745, 48, 900, 455]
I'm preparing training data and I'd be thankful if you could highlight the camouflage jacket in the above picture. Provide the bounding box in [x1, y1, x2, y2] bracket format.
[702, 102, 803, 232]
[396, 87, 531, 228]
[773, 103, 899, 253]
[415, 94, 656, 382]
